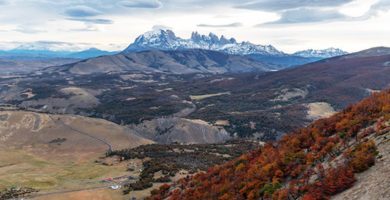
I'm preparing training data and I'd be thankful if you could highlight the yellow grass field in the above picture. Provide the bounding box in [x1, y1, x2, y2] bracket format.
[0, 110, 153, 199]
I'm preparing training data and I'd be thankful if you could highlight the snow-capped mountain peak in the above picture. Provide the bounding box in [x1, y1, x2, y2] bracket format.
[131, 29, 179, 50]
[293, 48, 348, 58]
[124, 29, 347, 59]
[124, 29, 284, 56]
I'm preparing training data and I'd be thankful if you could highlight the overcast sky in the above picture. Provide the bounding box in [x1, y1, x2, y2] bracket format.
[0, 0, 389, 53]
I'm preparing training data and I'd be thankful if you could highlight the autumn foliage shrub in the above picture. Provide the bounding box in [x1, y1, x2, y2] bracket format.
[148, 90, 390, 200]
[346, 140, 377, 173]
[323, 166, 356, 195]
[301, 165, 355, 200]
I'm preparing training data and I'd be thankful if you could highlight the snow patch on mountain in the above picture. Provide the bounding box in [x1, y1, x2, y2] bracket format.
[124, 29, 285, 56]
[293, 48, 347, 58]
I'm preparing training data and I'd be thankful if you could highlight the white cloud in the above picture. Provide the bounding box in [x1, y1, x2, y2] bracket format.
[236, 0, 354, 11]
[65, 5, 102, 17]
[117, 0, 162, 9]
[13, 25, 46, 34]
[67, 18, 113, 24]
[339, 0, 380, 17]
[197, 22, 243, 28]
[0, 0, 388, 52]
[263, 8, 347, 24]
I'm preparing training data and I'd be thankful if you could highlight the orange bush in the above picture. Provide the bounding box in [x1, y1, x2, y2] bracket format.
[148, 90, 390, 200]
[347, 140, 377, 173]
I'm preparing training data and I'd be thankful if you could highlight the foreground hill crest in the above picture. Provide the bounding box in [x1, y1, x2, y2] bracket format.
[147, 89, 390, 200]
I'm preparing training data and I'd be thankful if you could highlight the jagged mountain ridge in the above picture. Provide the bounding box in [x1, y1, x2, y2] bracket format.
[124, 28, 347, 59]
[0, 29, 347, 66]
[293, 47, 347, 58]
[0, 29, 348, 74]
[124, 29, 283, 56]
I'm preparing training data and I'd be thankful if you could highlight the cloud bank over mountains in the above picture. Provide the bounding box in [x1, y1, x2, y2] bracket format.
[0, 0, 389, 52]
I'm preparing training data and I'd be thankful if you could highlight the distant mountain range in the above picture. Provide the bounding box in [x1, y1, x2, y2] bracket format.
[124, 29, 284, 56]
[0, 47, 120, 74]
[125, 28, 347, 58]
[293, 48, 348, 58]
[43, 29, 353, 75]
[68, 48, 118, 59]
[0, 48, 118, 59]
[1, 29, 347, 62]
[0, 29, 350, 74]
[123, 28, 348, 67]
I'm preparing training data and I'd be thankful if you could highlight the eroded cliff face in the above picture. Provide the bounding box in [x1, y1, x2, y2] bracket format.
[332, 131, 390, 200]
[130, 117, 231, 144]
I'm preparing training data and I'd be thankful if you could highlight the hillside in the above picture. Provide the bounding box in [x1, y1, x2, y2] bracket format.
[1, 1, 389, 200]
[0, 109, 259, 200]
[148, 89, 390, 200]
[55, 49, 277, 75]
[182, 47, 390, 137]
[332, 135, 390, 200]
[1, 47, 389, 141]
[0, 57, 78, 74]
[0, 110, 152, 151]
[0, 110, 152, 195]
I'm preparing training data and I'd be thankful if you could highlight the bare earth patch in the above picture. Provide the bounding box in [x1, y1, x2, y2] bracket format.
[272, 88, 308, 102]
[214, 120, 230, 126]
[306, 102, 336, 120]
[190, 92, 231, 101]
[33, 188, 125, 200]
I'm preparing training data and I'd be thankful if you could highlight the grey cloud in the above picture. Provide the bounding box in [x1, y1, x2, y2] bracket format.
[67, 18, 113, 24]
[152, 25, 172, 30]
[70, 26, 99, 32]
[13, 25, 46, 34]
[65, 5, 102, 17]
[364, 0, 390, 17]
[258, 0, 390, 25]
[236, 0, 354, 12]
[231, 0, 354, 25]
[118, 0, 162, 9]
[197, 22, 243, 28]
[263, 8, 347, 25]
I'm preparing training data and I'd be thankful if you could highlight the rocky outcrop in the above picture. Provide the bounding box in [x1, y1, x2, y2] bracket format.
[130, 117, 231, 144]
